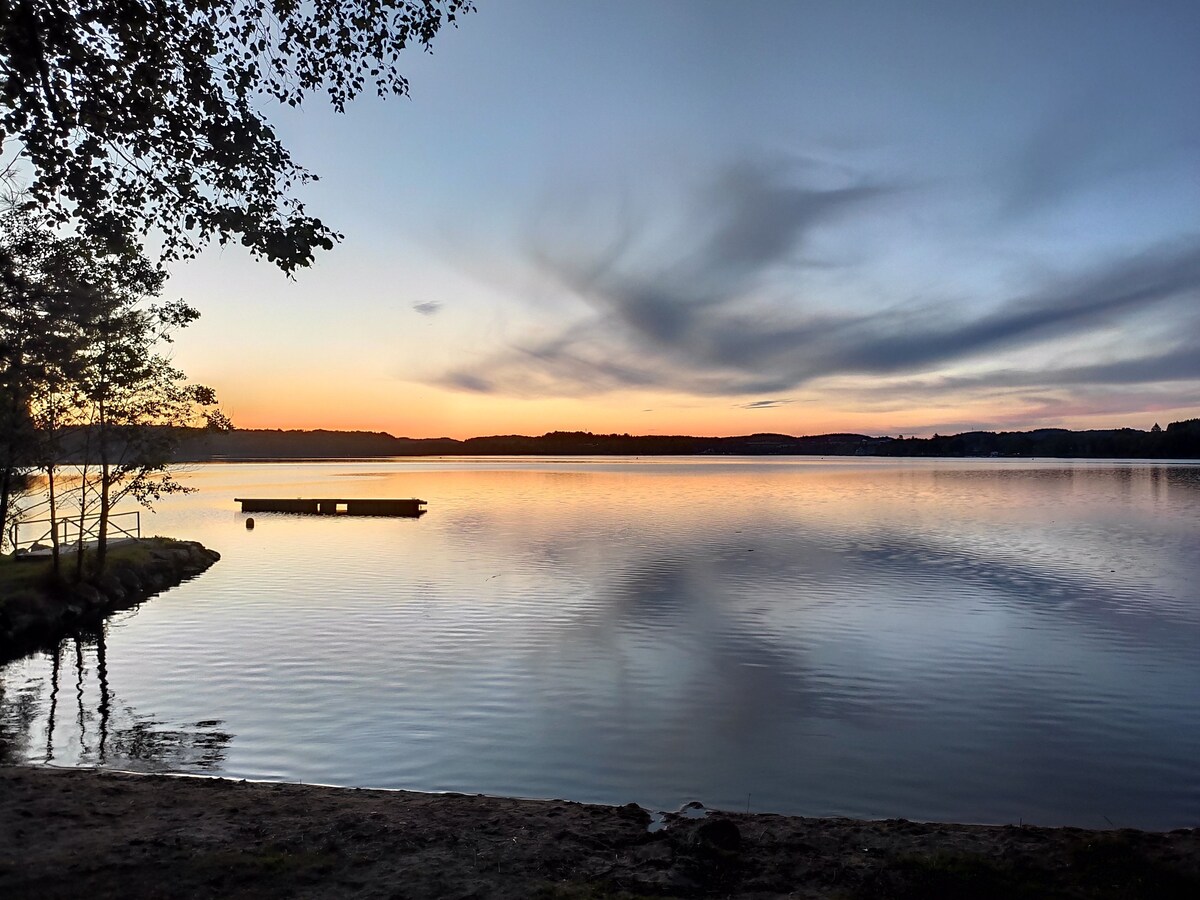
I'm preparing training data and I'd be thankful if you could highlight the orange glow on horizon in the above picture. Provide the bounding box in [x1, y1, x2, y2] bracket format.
[208, 375, 1193, 441]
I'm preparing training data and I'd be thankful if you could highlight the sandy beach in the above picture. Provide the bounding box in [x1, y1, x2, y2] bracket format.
[1, 766, 1197, 899]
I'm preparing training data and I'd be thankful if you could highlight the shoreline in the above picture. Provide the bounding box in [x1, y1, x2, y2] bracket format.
[0, 538, 220, 661]
[1, 767, 1196, 898]
[162, 421, 1200, 461]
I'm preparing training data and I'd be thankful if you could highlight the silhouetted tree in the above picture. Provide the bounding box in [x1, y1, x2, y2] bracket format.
[0, 332, 34, 549]
[0, 208, 73, 551]
[0, 209, 222, 569]
[0, 0, 473, 272]
[79, 297, 219, 569]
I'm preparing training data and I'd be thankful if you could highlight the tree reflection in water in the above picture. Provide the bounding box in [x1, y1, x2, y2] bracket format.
[0, 670, 39, 765]
[0, 626, 232, 771]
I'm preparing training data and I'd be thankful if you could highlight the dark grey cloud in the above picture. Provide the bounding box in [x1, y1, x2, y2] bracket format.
[938, 344, 1200, 394]
[435, 160, 1200, 402]
[445, 371, 491, 392]
[829, 315, 1200, 414]
[737, 399, 795, 410]
[1047, 346, 1200, 386]
[413, 301, 443, 316]
[811, 242, 1200, 378]
[536, 160, 883, 349]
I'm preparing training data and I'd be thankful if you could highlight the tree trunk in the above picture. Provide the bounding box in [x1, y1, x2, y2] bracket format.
[0, 382, 24, 552]
[0, 462, 12, 553]
[97, 399, 110, 571]
[74, 460, 89, 582]
[44, 391, 62, 573]
[47, 461, 60, 574]
[97, 460, 110, 570]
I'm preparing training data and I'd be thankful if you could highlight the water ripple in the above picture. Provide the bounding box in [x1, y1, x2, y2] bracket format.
[2, 458, 1198, 829]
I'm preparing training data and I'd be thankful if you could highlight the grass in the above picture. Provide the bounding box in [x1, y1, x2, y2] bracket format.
[0, 552, 53, 612]
[0, 536, 183, 613]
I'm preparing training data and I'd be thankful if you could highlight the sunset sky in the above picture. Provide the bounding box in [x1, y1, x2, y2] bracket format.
[166, 0, 1200, 439]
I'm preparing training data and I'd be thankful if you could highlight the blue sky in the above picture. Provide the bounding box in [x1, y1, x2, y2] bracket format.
[167, 0, 1200, 437]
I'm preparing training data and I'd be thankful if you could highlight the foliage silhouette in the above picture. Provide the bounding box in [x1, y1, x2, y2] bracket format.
[0, 209, 222, 567]
[0, 0, 473, 272]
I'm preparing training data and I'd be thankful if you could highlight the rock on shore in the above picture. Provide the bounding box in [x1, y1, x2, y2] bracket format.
[0, 538, 220, 658]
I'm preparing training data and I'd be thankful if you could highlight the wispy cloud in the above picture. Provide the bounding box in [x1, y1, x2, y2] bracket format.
[433, 159, 1200, 411]
[413, 301, 443, 316]
[736, 399, 796, 409]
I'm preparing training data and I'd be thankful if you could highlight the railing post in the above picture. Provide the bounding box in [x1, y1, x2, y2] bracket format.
[6, 510, 146, 554]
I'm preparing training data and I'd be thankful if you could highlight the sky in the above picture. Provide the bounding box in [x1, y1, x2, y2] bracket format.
[165, 0, 1200, 439]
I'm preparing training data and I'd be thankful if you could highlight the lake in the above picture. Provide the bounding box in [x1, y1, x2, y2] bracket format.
[2, 457, 1198, 829]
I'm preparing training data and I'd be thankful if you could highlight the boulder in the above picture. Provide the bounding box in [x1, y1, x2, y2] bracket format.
[96, 574, 127, 603]
[115, 568, 144, 594]
[71, 583, 104, 609]
[0, 538, 221, 659]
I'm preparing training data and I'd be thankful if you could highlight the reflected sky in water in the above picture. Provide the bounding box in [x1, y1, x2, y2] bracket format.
[2, 458, 1198, 828]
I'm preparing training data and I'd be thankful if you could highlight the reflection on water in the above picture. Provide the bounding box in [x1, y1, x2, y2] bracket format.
[0, 626, 231, 771]
[1, 458, 1198, 829]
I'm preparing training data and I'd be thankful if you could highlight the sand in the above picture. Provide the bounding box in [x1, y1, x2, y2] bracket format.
[1, 766, 1197, 898]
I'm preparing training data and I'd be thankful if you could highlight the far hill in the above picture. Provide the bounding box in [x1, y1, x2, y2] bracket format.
[169, 419, 1200, 460]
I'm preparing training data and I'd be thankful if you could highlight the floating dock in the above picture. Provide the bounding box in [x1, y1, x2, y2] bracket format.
[234, 498, 426, 517]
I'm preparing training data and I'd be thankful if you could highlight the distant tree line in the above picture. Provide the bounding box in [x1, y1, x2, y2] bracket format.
[164, 423, 1200, 461]
[873, 422, 1200, 459]
[0, 209, 224, 572]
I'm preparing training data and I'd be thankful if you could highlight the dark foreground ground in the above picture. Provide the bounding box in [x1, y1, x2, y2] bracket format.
[1, 767, 1197, 899]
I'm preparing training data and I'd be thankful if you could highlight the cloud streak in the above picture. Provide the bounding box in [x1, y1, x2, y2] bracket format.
[433, 160, 1200, 411]
[736, 399, 796, 410]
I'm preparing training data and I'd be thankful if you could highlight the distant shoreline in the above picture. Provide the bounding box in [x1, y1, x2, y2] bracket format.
[2, 767, 1196, 898]
[29, 419, 1200, 462]
[185, 453, 1200, 464]
[153, 420, 1200, 462]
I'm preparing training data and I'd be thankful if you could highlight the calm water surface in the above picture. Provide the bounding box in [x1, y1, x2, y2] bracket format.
[2, 457, 1198, 829]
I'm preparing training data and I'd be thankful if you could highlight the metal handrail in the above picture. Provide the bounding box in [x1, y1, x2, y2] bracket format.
[7, 509, 142, 553]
